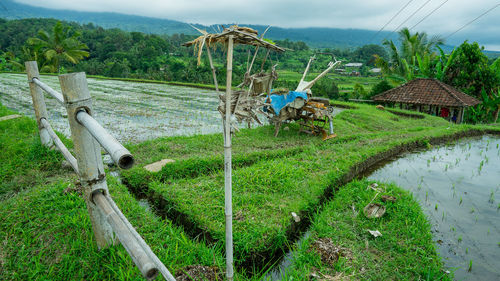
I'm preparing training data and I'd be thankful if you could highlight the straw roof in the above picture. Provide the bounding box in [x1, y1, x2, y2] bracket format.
[183, 25, 285, 64]
[183, 25, 285, 51]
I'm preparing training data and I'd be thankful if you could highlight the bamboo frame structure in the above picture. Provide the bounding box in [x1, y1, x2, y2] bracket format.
[184, 27, 284, 280]
[26, 64, 176, 280]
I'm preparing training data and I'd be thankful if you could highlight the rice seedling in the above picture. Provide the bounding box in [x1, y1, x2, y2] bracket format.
[478, 160, 484, 173]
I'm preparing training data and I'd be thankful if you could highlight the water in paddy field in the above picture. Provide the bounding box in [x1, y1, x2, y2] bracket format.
[0, 73, 222, 143]
[365, 135, 500, 280]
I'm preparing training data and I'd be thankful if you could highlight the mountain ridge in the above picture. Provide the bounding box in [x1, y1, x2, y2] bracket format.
[1, 0, 499, 55]
[0, 0, 400, 49]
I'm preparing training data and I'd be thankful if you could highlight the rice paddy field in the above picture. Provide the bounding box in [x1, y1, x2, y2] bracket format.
[277, 70, 382, 92]
[0, 73, 221, 143]
[1, 73, 500, 280]
[366, 136, 500, 280]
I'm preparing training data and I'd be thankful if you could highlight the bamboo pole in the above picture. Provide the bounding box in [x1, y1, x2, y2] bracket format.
[94, 193, 159, 280]
[300, 61, 341, 91]
[59, 72, 116, 249]
[260, 49, 270, 72]
[224, 35, 234, 281]
[75, 111, 134, 169]
[40, 118, 79, 174]
[205, 44, 219, 92]
[25, 61, 52, 148]
[248, 46, 260, 75]
[299, 57, 314, 85]
[105, 195, 176, 281]
[32, 77, 64, 104]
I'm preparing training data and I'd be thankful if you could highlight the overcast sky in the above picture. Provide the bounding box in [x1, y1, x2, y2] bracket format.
[14, 0, 500, 50]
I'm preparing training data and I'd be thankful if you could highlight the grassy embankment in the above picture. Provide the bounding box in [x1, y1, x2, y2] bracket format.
[2, 99, 499, 280]
[0, 105, 73, 199]
[283, 179, 449, 280]
[121, 100, 500, 277]
[0, 103, 227, 280]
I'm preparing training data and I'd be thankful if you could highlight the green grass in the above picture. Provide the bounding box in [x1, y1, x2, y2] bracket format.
[0, 177, 225, 280]
[279, 179, 452, 280]
[0, 103, 74, 199]
[121, 102, 500, 274]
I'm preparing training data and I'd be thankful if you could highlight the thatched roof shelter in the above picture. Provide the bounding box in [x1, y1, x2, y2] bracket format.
[373, 78, 480, 107]
[372, 78, 481, 123]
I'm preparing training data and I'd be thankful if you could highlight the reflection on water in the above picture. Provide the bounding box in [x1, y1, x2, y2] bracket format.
[366, 135, 500, 280]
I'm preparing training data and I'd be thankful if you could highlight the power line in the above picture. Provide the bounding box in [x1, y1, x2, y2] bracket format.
[392, 0, 433, 33]
[370, 0, 415, 42]
[446, 3, 500, 39]
[410, 0, 449, 30]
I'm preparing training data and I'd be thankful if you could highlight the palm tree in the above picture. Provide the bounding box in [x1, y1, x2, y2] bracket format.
[27, 21, 89, 73]
[375, 28, 444, 82]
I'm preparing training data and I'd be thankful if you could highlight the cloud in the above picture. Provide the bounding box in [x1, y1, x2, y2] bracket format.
[13, 0, 500, 48]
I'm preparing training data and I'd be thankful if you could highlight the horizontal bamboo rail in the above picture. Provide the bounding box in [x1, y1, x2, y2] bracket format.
[32, 77, 64, 104]
[75, 111, 134, 169]
[40, 117, 79, 173]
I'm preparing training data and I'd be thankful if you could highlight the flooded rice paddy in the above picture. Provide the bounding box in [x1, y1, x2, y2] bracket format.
[0, 73, 345, 143]
[0, 73, 222, 143]
[366, 135, 500, 280]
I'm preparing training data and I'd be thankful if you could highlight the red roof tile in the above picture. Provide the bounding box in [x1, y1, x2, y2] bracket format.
[372, 78, 481, 107]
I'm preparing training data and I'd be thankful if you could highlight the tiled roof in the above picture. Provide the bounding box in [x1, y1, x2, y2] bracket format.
[372, 78, 481, 107]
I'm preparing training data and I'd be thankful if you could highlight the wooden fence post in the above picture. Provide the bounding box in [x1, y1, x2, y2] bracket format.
[59, 72, 116, 249]
[25, 61, 53, 147]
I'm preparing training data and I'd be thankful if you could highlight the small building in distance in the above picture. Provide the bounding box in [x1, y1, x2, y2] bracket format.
[372, 78, 481, 123]
[344, 62, 363, 68]
[369, 68, 382, 75]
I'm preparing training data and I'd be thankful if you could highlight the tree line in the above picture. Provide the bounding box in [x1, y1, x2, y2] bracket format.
[0, 18, 386, 82]
[0, 18, 498, 123]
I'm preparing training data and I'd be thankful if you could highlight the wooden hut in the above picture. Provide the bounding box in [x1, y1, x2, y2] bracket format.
[372, 78, 481, 123]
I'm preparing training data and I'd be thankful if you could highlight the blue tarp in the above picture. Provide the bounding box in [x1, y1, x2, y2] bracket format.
[269, 91, 308, 115]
